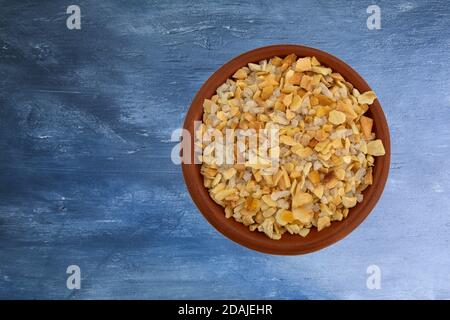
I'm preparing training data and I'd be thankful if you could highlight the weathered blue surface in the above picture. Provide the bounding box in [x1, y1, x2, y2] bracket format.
[0, 0, 449, 299]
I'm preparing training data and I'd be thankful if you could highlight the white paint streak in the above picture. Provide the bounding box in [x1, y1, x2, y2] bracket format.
[165, 25, 215, 35]
[398, 2, 417, 12]
[32, 89, 81, 94]
[432, 183, 444, 193]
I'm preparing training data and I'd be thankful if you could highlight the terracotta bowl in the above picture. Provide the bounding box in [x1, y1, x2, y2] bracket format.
[182, 44, 390, 255]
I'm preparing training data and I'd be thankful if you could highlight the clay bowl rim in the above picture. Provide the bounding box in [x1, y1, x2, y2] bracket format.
[182, 44, 390, 255]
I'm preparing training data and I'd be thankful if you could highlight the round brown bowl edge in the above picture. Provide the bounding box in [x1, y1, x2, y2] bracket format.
[182, 44, 391, 255]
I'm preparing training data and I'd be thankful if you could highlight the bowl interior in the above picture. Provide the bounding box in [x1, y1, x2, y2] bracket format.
[182, 45, 390, 255]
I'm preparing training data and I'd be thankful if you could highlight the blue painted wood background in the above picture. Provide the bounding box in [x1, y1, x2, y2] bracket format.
[1, 0, 449, 299]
